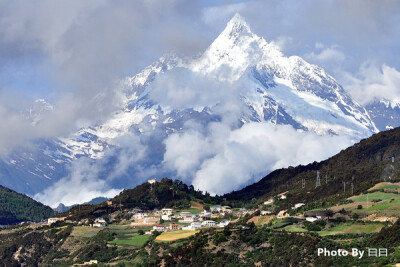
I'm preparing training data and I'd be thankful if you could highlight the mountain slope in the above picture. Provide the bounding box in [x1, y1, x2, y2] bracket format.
[224, 127, 400, 206]
[0, 185, 53, 224]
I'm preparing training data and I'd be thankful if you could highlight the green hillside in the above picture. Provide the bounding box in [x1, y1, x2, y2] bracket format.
[225, 127, 400, 208]
[0, 185, 53, 224]
[62, 178, 222, 220]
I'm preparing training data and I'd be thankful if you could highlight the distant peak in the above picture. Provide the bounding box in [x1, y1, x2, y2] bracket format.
[223, 13, 251, 36]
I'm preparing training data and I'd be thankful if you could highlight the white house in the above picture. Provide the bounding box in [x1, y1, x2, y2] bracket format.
[161, 214, 172, 221]
[183, 222, 202, 230]
[47, 218, 61, 224]
[306, 217, 318, 222]
[148, 178, 157, 184]
[183, 215, 198, 223]
[210, 206, 222, 213]
[153, 225, 166, 231]
[93, 222, 106, 227]
[261, 210, 272, 216]
[134, 213, 148, 220]
[294, 203, 305, 209]
[162, 208, 174, 215]
[93, 217, 107, 227]
[219, 220, 230, 227]
[201, 220, 217, 227]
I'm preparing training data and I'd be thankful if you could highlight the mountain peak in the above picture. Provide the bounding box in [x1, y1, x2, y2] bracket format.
[223, 13, 252, 37]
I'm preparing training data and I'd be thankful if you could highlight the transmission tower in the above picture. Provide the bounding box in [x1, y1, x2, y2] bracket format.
[315, 171, 321, 188]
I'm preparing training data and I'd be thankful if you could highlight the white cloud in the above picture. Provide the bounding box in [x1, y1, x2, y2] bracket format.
[306, 46, 346, 65]
[343, 62, 400, 105]
[163, 121, 352, 195]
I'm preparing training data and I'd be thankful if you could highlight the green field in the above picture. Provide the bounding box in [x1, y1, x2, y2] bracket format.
[156, 230, 199, 242]
[351, 192, 400, 202]
[318, 223, 384, 236]
[71, 226, 101, 237]
[379, 184, 400, 190]
[281, 225, 308, 232]
[364, 200, 400, 210]
[106, 225, 129, 230]
[109, 235, 150, 247]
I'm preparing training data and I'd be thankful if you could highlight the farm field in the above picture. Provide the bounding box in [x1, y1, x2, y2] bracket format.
[109, 234, 150, 247]
[350, 192, 400, 202]
[280, 225, 308, 233]
[70, 226, 101, 237]
[156, 230, 199, 242]
[318, 223, 384, 237]
[368, 182, 400, 192]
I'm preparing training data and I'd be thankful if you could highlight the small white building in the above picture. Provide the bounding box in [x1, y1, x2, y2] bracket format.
[93, 222, 106, 227]
[306, 217, 318, 222]
[261, 210, 272, 216]
[148, 178, 157, 184]
[183, 215, 198, 223]
[134, 213, 148, 220]
[162, 208, 174, 215]
[219, 220, 230, 227]
[93, 217, 107, 227]
[161, 214, 172, 221]
[183, 222, 202, 230]
[153, 225, 166, 231]
[210, 206, 222, 213]
[294, 203, 305, 209]
[201, 220, 217, 227]
[48, 218, 61, 224]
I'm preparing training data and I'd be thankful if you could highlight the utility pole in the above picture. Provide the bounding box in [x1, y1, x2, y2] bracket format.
[316, 171, 321, 188]
[343, 181, 346, 193]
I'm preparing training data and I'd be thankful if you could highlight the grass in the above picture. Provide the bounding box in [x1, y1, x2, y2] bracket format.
[350, 192, 400, 202]
[71, 226, 101, 237]
[318, 223, 384, 236]
[378, 184, 400, 190]
[109, 235, 150, 247]
[364, 200, 400, 210]
[281, 225, 308, 233]
[106, 225, 129, 230]
[156, 230, 199, 242]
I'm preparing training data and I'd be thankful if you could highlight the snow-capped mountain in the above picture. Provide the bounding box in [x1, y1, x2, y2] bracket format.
[0, 14, 378, 197]
[366, 99, 400, 131]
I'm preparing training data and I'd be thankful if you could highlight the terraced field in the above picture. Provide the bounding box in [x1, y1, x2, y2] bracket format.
[156, 230, 199, 242]
[318, 223, 384, 236]
[109, 234, 150, 247]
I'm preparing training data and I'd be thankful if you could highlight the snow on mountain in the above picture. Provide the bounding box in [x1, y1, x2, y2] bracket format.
[366, 99, 400, 131]
[0, 14, 379, 197]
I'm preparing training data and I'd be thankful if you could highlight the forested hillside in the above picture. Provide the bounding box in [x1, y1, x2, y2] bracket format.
[0, 185, 53, 224]
[225, 127, 400, 208]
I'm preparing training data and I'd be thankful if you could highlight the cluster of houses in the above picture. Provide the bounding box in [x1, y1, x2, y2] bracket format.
[152, 219, 230, 233]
